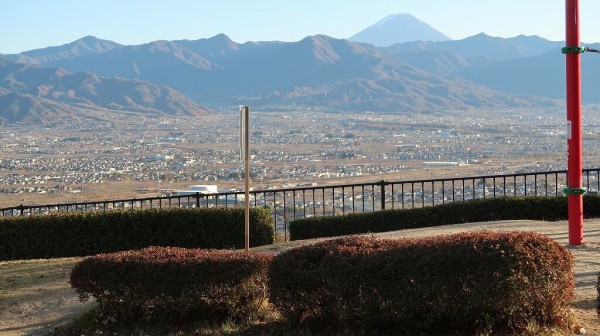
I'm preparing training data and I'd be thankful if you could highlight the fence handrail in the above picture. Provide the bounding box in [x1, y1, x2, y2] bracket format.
[1, 168, 598, 216]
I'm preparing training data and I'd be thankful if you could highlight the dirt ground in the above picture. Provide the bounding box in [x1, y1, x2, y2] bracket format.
[0, 258, 93, 336]
[1, 219, 599, 336]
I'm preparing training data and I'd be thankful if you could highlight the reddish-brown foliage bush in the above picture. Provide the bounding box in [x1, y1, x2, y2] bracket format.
[70, 246, 273, 324]
[269, 232, 574, 334]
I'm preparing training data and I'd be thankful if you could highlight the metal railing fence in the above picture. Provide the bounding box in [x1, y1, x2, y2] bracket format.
[2, 168, 599, 239]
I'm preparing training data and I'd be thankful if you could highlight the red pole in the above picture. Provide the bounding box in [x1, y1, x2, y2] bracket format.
[565, 0, 584, 245]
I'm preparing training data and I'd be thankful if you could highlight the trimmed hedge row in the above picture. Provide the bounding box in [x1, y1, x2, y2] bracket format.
[71, 246, 273, 324]
[268, 232, 574, 334]
[0, 207, 274, 260]
[290, 195, 600, 240]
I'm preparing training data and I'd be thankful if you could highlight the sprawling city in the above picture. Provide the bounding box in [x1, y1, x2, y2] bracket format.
[1, 105, 600, 208]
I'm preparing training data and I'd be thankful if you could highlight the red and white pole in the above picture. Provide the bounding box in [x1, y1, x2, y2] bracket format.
[565, 0, 584, 245]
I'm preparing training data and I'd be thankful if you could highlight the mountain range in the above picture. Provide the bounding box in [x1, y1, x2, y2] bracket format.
[0, 57, 211, 125]
[1, 13, 594, 124]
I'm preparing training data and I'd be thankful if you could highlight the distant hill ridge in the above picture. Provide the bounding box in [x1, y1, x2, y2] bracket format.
[2, 32, 559, 117]
[12, 35, 121, 65]
[0, 57, 211, 124]
[2, 13, 590, 124]
[384, 32, 563, 62]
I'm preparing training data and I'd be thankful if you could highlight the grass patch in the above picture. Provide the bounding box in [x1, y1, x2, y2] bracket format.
[0, 257, 82, 304]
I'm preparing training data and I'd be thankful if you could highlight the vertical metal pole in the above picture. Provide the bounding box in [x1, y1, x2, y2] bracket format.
[240, 106, 251, 253]
[244, 107, 250, 253]
[380, 180, 386, 210]
[566, 0, 584, 245]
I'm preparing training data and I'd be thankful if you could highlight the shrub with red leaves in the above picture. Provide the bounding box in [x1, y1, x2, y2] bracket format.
[269, 232, 574, 334]
[70, 246, 273, 324]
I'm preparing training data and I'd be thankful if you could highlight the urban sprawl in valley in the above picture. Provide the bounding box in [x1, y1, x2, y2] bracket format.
[2, 106, 600, 208]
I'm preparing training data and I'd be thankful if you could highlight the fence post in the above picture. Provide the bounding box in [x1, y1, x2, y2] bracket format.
[380, 180, 386, 210]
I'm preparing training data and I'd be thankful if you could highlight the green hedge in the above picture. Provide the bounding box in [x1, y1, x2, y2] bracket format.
[0, 207, 274, 260]
[71, 246, 273, 324]
[290, 195, 600, 240]
[268, 232, 574, 334]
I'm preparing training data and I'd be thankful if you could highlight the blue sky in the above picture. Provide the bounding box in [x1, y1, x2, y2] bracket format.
[2, 0, 600, 54]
